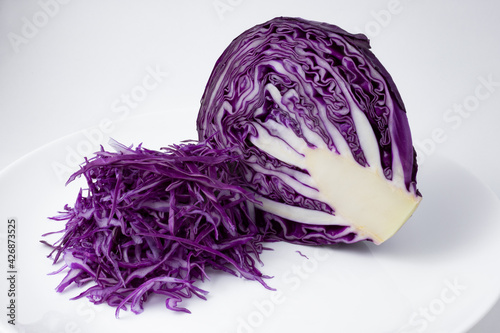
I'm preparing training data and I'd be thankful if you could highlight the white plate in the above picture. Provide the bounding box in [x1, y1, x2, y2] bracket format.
[1, 113, 499, 333]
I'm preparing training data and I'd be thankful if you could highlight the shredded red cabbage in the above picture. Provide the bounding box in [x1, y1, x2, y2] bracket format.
[44, 140, 273, 317]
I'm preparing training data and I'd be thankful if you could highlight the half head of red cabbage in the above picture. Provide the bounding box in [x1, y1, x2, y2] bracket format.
[197, 17, 422, 245]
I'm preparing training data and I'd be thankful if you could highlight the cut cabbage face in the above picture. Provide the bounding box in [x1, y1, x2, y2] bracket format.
[251, 120, 421, 244]
[197, 17, 421, 245]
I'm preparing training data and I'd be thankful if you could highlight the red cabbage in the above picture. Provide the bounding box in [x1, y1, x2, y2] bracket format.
[46, 16, 422, 316]
[45, 141, 272, 317]
[197, 17, 421, 245]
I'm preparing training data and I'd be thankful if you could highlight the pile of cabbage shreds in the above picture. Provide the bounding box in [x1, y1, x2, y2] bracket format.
[44, 141, 272, 317]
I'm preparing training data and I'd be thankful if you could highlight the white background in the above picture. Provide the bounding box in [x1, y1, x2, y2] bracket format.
[1, 0, 500, 332]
